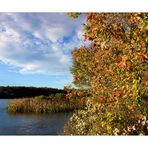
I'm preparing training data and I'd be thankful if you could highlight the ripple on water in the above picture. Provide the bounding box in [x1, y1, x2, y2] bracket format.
[0, 99, 73, 135]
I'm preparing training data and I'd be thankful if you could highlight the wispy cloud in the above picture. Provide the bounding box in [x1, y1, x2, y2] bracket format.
[0, 13, 86, 75]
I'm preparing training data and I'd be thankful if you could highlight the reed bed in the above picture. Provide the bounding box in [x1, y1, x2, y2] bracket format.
[7, 94, 86, 113]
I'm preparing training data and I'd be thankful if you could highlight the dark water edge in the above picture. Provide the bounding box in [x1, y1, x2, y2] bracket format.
[0, 99, 73, 135]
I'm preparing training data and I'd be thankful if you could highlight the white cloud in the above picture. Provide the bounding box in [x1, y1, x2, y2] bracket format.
[0, 13, 86, 75]
[46, 27, 65, 42]
[33, 31, 41, 39]
[0, 26, 20, 48]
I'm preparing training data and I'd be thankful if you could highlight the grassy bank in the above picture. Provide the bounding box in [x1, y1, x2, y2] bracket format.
[7, 94, 86, 113]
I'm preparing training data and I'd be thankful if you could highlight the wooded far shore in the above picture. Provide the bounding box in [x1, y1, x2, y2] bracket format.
[0, 86, 65, 99]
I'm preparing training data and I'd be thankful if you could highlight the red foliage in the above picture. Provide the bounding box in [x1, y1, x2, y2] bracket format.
[112, 91, 122, 97]
[87, 13, 93, 21]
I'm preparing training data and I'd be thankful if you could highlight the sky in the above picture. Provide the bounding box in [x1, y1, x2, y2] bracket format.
[0, 13, 87, 89]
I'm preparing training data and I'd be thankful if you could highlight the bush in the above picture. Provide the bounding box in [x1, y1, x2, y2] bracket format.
[65, 13, 148, 135]
[64, 110, 148, 135]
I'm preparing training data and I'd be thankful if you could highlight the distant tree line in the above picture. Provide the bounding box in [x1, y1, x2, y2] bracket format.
[0, 86, 65, 99]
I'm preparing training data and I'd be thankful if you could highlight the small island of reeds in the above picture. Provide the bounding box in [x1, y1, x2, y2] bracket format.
[7, 88, 88, 114]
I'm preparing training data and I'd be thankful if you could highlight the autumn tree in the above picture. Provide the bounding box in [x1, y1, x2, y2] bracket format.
[68, 12, 81, 19]
[64, 13, 148, 135]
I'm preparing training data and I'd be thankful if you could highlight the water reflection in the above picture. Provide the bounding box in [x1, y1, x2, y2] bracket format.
[0, 99, 72, 135]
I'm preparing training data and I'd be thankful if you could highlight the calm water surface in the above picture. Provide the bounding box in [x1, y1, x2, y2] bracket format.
[0, 99, 72, 135]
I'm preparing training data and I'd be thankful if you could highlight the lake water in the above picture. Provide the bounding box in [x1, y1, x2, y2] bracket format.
[0, 99, 72, 135]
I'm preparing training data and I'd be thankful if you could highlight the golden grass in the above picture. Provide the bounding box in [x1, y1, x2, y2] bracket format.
[7, 95, 86, 113]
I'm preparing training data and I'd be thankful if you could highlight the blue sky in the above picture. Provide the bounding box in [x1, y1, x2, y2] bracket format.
[0, 13, 86, 89]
